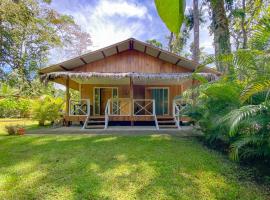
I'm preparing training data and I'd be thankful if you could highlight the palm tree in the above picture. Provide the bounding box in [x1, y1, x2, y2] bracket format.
[208, 0, 231, 72]
[193, 0, 200, 63]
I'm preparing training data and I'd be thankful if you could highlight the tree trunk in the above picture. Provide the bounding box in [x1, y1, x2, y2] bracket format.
[241, 0, 247, 49]
[210, 0, 231, 72]
[193, 0, 200, 63]
[168, 32, 174, 52]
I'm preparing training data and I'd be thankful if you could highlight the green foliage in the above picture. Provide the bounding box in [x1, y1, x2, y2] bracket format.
[5, 125, 19, 135]
[186, 80, 242, 145]
[5, 125, 24, 135]
[0, 0, 91, 91]
[250, 8, 270, 50]
[154, 0, 185, 34]
[0, 97, 31, 118]
[241, 80, 270, 102]
[146, 39, 163, 48]
[31, 95, 64, 126]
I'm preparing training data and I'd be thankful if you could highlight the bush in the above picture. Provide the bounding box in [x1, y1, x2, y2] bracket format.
[5, 125, 25, 135]
[0, 98, 31, 118]
[31, 95, 64, 126]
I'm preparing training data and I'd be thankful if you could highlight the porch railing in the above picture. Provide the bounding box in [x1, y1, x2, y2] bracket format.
[109, 98, 132, 116]
[69, 99, 90, 116]
[104, 98, 159, 129]
[133, 99, 159, 130]
[133, 99, 155, 116]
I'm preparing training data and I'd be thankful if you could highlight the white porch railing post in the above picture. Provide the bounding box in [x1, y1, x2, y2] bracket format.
[173, 99, 181, 129]
[153, 99, 159, 130]
[104, 99, 110, 129]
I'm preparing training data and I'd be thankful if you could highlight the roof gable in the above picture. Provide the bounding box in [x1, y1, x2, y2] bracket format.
[40, 38, 206, 74]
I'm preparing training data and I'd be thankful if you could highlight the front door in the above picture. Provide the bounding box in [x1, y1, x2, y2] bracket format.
[94, 87, 118, 115]
[150, 88, 169, 115]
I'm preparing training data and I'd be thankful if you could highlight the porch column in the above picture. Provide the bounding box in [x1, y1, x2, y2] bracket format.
[130, 77, 134, 126]
[65, 77, 70, 116]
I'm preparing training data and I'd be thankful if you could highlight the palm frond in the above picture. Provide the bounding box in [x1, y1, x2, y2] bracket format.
[241, 80, 270, 102]
[222, 104, 267, 136]
[250, 16, 270, 50]
[229, 135, 265, 160]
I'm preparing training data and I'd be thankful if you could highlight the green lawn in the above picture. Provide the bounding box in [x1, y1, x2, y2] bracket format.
[0, 118, 39, 135]
[0, 133, 268, 200]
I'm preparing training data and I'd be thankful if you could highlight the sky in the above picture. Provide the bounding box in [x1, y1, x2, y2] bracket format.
[49, 0, 213, 63]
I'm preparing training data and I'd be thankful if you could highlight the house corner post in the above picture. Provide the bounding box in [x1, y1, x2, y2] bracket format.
[66, 77, 70, 116]
[130, 77, 134, 126]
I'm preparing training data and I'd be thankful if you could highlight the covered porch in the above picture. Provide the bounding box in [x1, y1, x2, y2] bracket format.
[41, 71, 217, 130]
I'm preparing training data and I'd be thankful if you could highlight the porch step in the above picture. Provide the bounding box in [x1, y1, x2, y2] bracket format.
[85, 125, 105, 129]
[159, 124, 178, 129]
[158, 120, 176, 124]
[87, 120, 105, 124]
[84, 117, 105, 129]
[157, 117, 178, 129]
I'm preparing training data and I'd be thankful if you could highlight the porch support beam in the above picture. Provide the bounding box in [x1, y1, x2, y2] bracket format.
[175, 58, 181, 65]
[144, 45, 147, 53]
[66, 77, 70, 117]
[80, 58, 87, 65]
[101, 51, 106, 58]
[130, 77, 134, 126]
[157, 51, 161, 58]
[59, 65, 69, 71]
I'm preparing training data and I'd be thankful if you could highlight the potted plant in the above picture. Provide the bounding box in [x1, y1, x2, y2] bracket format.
[17, 127, 25, 135]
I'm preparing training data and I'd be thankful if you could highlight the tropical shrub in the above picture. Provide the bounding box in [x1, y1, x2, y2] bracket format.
[184, 47, 270, 162]
[184, 79, 243, 149]
[0, 98, 31, 118]
[5, 125, 24, 135]
[31, 95, 64, 126]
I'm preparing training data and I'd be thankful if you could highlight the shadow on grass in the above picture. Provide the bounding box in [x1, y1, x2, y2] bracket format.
[0, 135, 268, 199]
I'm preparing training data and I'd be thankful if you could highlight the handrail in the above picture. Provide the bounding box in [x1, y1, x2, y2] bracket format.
[153, 100, 159, 130]
[173, 100, 181, 129]
[104, 99, 110, 129]
[82, 114, 90, 129]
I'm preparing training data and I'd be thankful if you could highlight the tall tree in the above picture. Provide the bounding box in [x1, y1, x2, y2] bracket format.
[230, 0, 263, 50]
[209, 0, 231, 72]
[193, 0, 200, 63]
[168, 32, 174, 52]
[0, 0, 91, 89]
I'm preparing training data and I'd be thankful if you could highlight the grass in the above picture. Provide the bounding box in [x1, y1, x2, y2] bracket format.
[0, 132, 269, 200]
[0, 118, 47, 135]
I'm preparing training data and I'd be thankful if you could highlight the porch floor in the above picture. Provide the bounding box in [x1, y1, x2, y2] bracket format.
[26, 125, 201, 136]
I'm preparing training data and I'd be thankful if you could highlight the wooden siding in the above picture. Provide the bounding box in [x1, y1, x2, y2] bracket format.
[73, 50, 192, 73]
